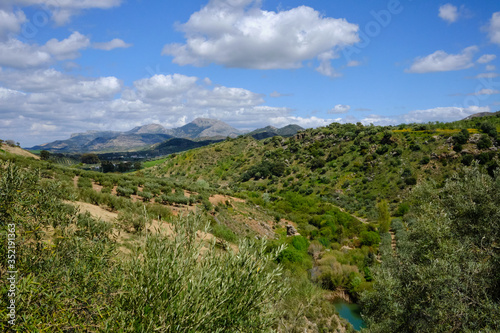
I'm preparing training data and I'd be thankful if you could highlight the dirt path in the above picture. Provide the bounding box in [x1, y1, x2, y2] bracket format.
[209, 194, 245, 206]
[66, 200, 118, 223]
[390, 231, 396, 251]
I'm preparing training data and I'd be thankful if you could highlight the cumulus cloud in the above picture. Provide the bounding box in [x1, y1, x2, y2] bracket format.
[0, 69, 299, 146]
[0, 39, 51, 68]
[477, 54, 496, 64]
[438, 4, 459, 23]
[42, 31, 90, 60]
[328, 104, 351, 114]
[406, 46, 478, 73]
[0, 31, 129, 68]
[0, 9, 26, 41]
[93, 38, 132, 51]
[487, 12, 500, 45]
[162, 0, 359, 72]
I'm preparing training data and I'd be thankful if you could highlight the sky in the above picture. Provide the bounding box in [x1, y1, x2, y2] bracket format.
[0, 0, 499, 147]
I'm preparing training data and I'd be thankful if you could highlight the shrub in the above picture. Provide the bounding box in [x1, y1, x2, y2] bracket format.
[116, 186, 134, 198]
[420, 156, 430, 165]
[360, 231, 381, 246]
[461, 154, 474, 166]
[108, 216, 288, 332]
[480, 122, 497, 138]
[477, 135, 493, 150]
[404, 177, 417, 185]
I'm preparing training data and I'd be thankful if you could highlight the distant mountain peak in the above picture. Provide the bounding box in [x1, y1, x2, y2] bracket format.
[248, 124, 304, 140]
[29, 118, 243, 152]
[127, 123, 168, 134]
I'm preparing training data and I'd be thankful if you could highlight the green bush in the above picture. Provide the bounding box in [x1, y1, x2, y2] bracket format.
[108, 216, 288, 332]
[360, 231, 381, 246]
[361, 165, 500, 332]
[211, 223, 237, 243]
[477, 135, 493, 150]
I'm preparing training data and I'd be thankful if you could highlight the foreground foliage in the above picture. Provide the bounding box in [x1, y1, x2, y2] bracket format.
[0, 162, 289, 332]
[361, 165, 500, 332]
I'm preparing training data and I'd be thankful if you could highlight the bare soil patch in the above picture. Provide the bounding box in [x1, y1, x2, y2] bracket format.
[1, 144, 40, 159]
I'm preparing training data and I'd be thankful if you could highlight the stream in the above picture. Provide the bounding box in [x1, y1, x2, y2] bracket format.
[333, 299, 366, 331]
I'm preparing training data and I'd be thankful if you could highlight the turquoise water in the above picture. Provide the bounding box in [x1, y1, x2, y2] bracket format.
[333, 299, 366, 331]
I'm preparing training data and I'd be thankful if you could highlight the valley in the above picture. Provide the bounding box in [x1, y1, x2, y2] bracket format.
[1, 112, 500, 332]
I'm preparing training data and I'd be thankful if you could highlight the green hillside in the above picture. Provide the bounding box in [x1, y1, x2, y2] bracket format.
[1, 114, 499, 332]
[145, 113, 500, 221]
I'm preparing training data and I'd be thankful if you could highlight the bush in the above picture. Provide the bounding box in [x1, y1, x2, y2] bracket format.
[477, 135, 493, 150]
[404, 176, 417, 185]
[108, 216, 288, 332]
[211, 223, 237, 243]
[116, 186, 134, 198]
[361, 165, 500, 332]
[360, 231, 381, 246]
[419, 156, 430, 165]
[461, 154, 474, 166]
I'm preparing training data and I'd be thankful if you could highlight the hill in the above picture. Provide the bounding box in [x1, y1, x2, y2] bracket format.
[248, 124, 304, 140]
[0, 142, 40, 159]
[145, 112, 500, 221]
[463, 110, 500, 120]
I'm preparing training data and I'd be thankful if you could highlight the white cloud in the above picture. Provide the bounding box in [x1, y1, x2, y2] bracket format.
[93, 38, 132, 51]
[477, 54, 496, 64]
[486, 65, 496, 71]
[469, 89, 500, 96]
[0, 10, 26, 41]
[42, 31, 90, 60]
[438, 4, 459, 23]
[400, 106, 490, 123]
[406, 46, 478, 73]
[487, 12, 500, 45]
[58, 76, 122, 102]
[328, 104, 351, 114]
[471, 72, 499, 79]
[0, 68, 73, 91]
[346, 60, 361, 67]
[360, 114, 396, 126]
[133, 74, 199, 101]
[162, 0, 359, 72]
[0, 31, 129, 69]
[269, 116, 340, 129]
[269, 91, 292, 98]
[0, 69, 299, 146]
[0, 39, 51, 68]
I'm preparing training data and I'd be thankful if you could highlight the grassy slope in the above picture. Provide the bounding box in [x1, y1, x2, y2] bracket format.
[145, 117, 500, 220]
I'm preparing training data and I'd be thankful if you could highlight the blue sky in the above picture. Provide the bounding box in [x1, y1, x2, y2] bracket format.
[0, 0, 499, 147]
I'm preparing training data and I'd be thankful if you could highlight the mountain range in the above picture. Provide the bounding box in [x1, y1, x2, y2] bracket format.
[29, 118, 303, 153]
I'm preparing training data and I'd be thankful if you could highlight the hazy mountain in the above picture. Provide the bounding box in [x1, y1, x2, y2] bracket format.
[126, 124, 169, 135]
[29, 118, 242, 152]
[463, 111, 500, 120]
[248, 124, 304, 140]
[168, 118, 243, 139]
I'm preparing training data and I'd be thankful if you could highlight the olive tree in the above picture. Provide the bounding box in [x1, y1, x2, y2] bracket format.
[360, 164, 500, 332]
